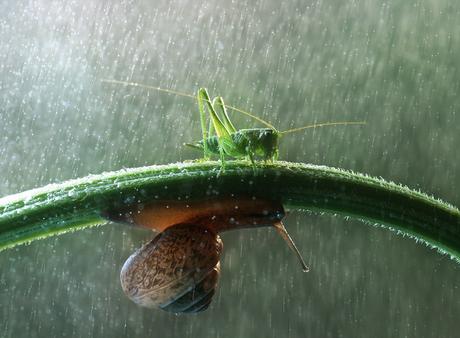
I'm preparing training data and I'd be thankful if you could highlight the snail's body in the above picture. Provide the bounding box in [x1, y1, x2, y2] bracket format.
[107, 197, 284, 233]
[104, 196, 307, 314]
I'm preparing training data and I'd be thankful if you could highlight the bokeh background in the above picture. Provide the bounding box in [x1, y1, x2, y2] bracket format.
[0, 0, 459, 337]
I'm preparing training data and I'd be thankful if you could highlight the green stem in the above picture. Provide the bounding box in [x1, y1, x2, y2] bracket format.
[0, 161, 459, 261]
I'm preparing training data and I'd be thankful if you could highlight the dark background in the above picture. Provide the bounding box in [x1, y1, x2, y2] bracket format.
[0, 0, 459, 337]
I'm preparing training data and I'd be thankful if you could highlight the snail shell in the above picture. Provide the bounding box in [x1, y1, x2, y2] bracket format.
[120, 223, 223, 313]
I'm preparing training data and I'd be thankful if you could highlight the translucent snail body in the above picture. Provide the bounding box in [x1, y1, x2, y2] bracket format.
[106, 197, 285, 233]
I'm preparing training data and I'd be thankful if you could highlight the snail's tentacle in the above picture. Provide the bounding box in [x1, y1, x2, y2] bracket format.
[273, 221, 309, 272]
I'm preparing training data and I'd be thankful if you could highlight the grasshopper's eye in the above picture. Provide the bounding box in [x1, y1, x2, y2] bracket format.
[120, 223, 222, 313]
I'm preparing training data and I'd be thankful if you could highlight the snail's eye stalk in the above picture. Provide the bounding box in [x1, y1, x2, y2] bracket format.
[273, 221, 309, 272]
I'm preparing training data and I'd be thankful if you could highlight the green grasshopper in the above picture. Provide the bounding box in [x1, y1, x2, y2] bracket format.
[102, 80, 365, 167]
[188, 88, 280, 166]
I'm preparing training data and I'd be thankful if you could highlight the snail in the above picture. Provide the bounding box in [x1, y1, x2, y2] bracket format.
[104, 197, 308, 313]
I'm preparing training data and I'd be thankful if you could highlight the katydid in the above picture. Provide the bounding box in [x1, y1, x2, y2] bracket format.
[101, 79, 365, 167]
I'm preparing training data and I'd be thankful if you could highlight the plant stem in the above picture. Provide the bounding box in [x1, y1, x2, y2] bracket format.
[0, 161, 459, 261]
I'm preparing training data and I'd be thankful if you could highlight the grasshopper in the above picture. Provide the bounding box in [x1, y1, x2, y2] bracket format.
[102, 80, 365, 168]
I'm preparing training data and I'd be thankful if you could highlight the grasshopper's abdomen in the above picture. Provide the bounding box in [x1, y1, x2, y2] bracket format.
[233, 128, 279, 161]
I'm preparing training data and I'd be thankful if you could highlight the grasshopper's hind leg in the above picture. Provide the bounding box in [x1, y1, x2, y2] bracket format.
[197, 89, 211, 160]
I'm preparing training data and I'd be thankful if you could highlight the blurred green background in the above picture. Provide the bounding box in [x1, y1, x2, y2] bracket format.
[0, 0, 459, 337]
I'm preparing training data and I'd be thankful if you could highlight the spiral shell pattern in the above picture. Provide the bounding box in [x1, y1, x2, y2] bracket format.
[120, 223, 223, 313]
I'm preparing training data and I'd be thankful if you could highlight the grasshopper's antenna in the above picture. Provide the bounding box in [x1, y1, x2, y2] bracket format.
[219, 103, 277, 130]
[101, 79, 196, 99]
[273, 221, 309, 272]
[280, 121, 366, 135]
[101, 79, 277, 130]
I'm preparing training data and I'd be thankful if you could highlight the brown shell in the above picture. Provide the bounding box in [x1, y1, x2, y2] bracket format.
[120, 223, 223, 313]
